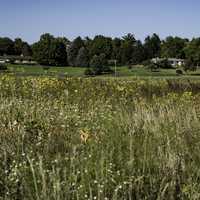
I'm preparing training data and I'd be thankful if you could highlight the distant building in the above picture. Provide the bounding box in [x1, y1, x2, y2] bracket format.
[152, 58, 185, 67]
[0, 56, 37, 65]
[0, 60, 6, 64]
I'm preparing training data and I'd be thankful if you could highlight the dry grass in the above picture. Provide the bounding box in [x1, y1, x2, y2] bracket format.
[0, 75, 200, 199]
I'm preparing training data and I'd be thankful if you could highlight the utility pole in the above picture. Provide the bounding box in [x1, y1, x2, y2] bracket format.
[114, 59, 117, 77]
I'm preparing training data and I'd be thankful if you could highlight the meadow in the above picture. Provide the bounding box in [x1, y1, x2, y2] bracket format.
[6, 64, 200, 78]
[1, 75, 200, 199]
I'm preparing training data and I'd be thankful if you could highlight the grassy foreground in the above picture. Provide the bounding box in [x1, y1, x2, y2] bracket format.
[1, 76, 200, 199]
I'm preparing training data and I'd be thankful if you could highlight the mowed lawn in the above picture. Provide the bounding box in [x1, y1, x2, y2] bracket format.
[6, 64, 200, 78]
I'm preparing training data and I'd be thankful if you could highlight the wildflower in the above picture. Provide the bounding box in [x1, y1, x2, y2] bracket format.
[118, 185, 122, 189]
[13, 120, 18, 126]
[80, 130, 90, 143]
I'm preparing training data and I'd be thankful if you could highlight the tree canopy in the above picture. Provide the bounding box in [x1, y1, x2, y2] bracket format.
[32, 33, 67, 66]
[1, 32, 200, 70]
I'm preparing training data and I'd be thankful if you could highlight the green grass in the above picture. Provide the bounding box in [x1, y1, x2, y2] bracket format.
[5, 64, 200, 80]
[1, 76, 200, 199]
[7, 64, 86, 77]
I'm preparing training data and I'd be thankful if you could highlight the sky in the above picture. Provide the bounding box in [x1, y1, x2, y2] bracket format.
[0, 0, 200, 44]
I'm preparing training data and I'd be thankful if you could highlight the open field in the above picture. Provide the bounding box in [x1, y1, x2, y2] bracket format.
[1, 75, 200, 199]
[6, 64, 200, 78]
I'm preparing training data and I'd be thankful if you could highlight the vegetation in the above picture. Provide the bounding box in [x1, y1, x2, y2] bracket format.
[0, 63, 8, 71]
[1, 33, 200, 73]
[5, 64, 200, 78]
[32, 34, 68, 66]
[0, 75, 200, 199]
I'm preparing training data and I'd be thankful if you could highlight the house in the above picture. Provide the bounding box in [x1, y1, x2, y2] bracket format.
[0, 60, 6, 64]
[168, 58, 185, 67]
[152, 58, 185, 67]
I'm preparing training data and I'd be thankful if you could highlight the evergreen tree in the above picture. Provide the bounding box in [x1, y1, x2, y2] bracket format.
[144, 33, 161, 59]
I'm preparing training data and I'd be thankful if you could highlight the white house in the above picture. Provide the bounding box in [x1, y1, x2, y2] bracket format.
[168, 58, 185, 67]
[0, 60, 6, 64]
[152, 58, 185, 67]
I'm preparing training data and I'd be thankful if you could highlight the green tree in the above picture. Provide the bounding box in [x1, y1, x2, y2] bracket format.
[184, 38, 200, 67]
[75, 47, 89, 67]
[22, 42, 32, 57]
[89, 35, 113, 60]
[121, 33, 136, 65]
[13, 38, 32, 56]
[132, 40, 145, 65]
[89, 53, 110, 75]
[13, 38, 24, 55]
[32, 33, 67, 66]
[67, 37, 84, 66]
[144, 33, 161, 59]
[161, 36, 188, 59]
[112, 38, 122, 64]
[0, 37, 14, 55]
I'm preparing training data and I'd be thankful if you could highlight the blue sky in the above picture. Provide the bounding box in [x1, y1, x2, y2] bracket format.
[0, 0, 199, 43]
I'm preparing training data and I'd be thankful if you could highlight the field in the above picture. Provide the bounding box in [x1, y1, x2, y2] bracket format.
[1, 75, 200, 199]
[6, 64, 200, 78]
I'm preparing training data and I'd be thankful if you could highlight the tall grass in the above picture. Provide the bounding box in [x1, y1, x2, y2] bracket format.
[0, 75, 200, 199]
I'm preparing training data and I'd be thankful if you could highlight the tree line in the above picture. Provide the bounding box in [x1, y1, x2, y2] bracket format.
[0, 33, 200, 74]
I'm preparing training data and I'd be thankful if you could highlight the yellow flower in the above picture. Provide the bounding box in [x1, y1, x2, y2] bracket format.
[80, 130, 90, 143]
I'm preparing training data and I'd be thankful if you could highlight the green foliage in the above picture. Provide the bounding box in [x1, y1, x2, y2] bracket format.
[89, 53, 112, 75]
[32, 33, 68, 66]
[132, 40, 145, 64]
[89, 35, 113, 60]
[176, 69, 183, 75]
[0, 37, 14, 56]
[161, 36, 188, 59]
[75, 47, 89, 67]
[112, 37, 122, 64]
[183, 60, 197, 72]
[0, 63, 7, 71]
[184, 38, 200, 66]
[144, 33, 161, 59]
[67, 37, 84, 66]
[84, 68, 94, 76]
[157, 59, 173, 69]
[21, 42, 32, 57]
[148, 62, 159, 72]
[121, 33, 136, 64]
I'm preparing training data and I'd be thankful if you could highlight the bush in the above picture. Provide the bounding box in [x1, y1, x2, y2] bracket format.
[84, 68, 94, 76]
[176, 69, 183, 75]
[90, 54, 112, 75]
[148, 63, 159, 72]
[183, 60, 197, 72]
[157, 59, 173, 69]
[142, 60, 152, 67]
[42, 66, 50, 71]
[0, 63, 8, 71]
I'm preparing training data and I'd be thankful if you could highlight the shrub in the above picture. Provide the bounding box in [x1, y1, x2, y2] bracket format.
[176, 69, 183, 75]
[84, 68, 94, 76]
[157, 59, 173, 69]
[142, 60, 152, 67]
[148, 63, 159, 72]
[42, 66, 50, 71]
[0, 63, 8, 71]
[183, 60, 197, 72]
[90, 54, 112, 75]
